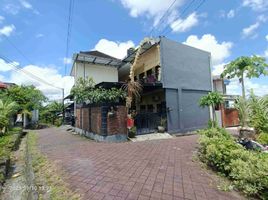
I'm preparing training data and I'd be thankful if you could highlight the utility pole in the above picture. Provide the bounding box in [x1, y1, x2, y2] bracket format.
[62, 88, 65, 124]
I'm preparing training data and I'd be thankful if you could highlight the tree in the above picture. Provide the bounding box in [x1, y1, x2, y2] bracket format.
[199, 92, 224, 127]
[0, 85, 47, 127]
[122, 80, 142, 110]
[40, 101, 63, 125]
[0, 99, 18, 134]
[221, 55, 268, 99]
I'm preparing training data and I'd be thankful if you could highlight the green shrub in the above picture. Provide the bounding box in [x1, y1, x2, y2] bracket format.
[54, 118, 63, 127]
[257, 132, 268, 145]
[128, 126, 136, 138]
[198, 127, 268, 198]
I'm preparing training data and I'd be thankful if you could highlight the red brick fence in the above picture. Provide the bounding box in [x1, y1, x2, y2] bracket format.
[75, 104, 128, 142]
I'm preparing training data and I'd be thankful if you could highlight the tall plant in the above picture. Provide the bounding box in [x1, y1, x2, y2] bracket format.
[199, 92, 224, 127]
[221, 55, 268, 99]
[248, 90, 268, 133]
[234, 97, 250, 127]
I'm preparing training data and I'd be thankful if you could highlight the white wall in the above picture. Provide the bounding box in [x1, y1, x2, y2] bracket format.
[74, 62, 118, 83]
[213, 80, 224, 94]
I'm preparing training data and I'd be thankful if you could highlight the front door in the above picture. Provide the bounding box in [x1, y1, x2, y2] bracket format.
[135, 112, 161, 134]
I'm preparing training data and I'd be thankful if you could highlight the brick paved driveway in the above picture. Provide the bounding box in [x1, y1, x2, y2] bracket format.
[37, 128, 242, 200]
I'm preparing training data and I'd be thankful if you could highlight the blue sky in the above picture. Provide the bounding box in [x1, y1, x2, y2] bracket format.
[0, 0, 268, 99]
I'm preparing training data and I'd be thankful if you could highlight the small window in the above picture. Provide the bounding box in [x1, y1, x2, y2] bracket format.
[140, 105, 146, 113]
[147, 104, 154, 112]
[156, 104, 162, 113]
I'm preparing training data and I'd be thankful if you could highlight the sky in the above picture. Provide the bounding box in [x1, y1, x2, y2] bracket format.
[0, 0, 268, 100]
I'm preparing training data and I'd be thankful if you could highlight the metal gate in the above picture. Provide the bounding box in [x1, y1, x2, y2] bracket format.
[135, 113, 162, 135]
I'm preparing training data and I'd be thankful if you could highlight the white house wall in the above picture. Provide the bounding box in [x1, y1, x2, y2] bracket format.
[74, 62, 118, 83]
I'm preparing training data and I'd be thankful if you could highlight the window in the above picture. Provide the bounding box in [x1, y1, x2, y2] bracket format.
[140, 105, 146, 113]
[147, 104, 154, 112]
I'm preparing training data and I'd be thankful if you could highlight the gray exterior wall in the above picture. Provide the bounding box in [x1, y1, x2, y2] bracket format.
[160, 37, 212, 133]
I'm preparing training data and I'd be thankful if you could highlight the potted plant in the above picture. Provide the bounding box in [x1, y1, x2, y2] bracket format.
[128, 126, 136, 138]
[158, 117, 166, 133]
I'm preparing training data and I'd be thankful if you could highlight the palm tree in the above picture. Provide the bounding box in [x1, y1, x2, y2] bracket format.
[0, 99, 18, 134]
[122, 80, 142, 110]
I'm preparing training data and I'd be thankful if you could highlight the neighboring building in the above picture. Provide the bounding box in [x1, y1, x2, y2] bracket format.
[70, 50, 121, 83]
[213, 75, 240, 127]
[0, 82, 16, 90]
[0, 82, 7, 89]
[70, 37, 213, 141]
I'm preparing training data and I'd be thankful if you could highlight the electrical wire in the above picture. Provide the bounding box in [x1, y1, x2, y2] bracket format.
[64, 0, 75, 76]
[161, 0, 205, 36]
[0, 54, 62, 90]
[148, 0, 178, 37]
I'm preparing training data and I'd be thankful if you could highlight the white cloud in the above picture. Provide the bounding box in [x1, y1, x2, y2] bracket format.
[0, 74, 5, 81]
[20, 0, 32, 9]
[93, 39, 135, 59]
[119, 0, 186, 28]
[227, 78, 268, 97]
[62, 57, 72, 64]
[264, 48, 268, 58]
[0, 59, 19, 72]
[0, 16, 4, 23]
[242, 0, 268, 11]
[212, 62, 227, 76]
[184, 34, 233, 65]
[265, 34, 268, 41]
[227, 9, 235, 18]
[257, 14, 267, 22]
[3, 4, 20, 15]
[0, 58, 74, 100]
[242, 22, 259, 38]
[0, 24, 15, 37]
[35, 33, 44, 38]
[120, 0, 184, 18]
[170, 12, 199, 33]
[3, 1, 39, 15]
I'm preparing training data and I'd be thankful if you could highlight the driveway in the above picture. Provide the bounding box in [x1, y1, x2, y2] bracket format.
[37, 127, 242, 200]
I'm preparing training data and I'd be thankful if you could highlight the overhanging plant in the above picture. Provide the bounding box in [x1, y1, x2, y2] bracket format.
[71, 77, 126, 104]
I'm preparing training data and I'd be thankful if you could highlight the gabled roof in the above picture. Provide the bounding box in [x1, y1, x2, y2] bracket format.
[70, 50, 122, 76]
[80, 50, 118, 60]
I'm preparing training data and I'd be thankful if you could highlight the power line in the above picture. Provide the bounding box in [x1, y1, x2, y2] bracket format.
[0, 54, 62, 90]
[2, 35, 63, 91]
[161, 0, 204, 36]
[3, 35, 34, 64]
[65, 0, 75, 76]
[148, 0, 178, 37]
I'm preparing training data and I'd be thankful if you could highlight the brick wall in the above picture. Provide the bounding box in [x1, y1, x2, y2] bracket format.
[107, 106, 127, 135]
[81, 107, 90, 131]
[91, 107, 101, 134]
[76, 108, 81, 128]
[76, 105, 127, 136]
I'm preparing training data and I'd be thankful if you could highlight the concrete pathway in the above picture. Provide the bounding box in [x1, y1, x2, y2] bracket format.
[37, 127, 242, 200]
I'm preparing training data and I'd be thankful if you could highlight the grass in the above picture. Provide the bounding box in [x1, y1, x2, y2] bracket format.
[0, 127, 22, 159]
[0, 127, 23, 184]
[27, 132, 81, 200]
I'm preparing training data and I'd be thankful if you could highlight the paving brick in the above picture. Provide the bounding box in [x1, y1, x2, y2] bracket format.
[37, 127, 244, 200]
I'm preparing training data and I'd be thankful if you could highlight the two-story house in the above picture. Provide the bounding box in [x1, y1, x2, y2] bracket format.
[70, 37, 212, 141]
